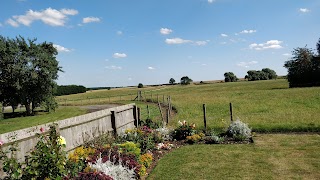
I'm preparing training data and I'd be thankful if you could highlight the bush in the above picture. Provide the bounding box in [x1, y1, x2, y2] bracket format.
[227, 119, 252, 141]
[224, 72, 238, 82]
[172, 121, 197, 140]
[138, 83, 143, 88]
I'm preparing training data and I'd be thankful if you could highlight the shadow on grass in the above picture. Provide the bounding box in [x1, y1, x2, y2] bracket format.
[3, 110, 47, 119]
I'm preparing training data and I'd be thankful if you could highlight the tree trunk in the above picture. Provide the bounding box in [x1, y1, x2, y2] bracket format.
[25, 103, 31, 115]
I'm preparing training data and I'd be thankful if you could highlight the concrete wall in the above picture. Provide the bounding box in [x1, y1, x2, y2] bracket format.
[0, 103, 137, 162]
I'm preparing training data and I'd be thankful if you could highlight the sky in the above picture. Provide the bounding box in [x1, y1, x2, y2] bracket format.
[0, 0, 319, 87]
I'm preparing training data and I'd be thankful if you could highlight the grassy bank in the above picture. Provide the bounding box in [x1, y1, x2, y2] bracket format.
[148, 134, 320, 180]
[56, 79, 320, 132]
[0, 106, 87, 134]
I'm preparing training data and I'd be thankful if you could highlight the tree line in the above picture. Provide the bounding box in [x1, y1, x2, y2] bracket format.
[224, 68, 277, 82]
[55, 85, 87, 96]
[0, 36, 61, 115]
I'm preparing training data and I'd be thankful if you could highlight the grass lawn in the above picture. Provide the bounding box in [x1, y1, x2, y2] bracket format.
[148, 134, 320, 180]
[56, 79, 320, 132]
[0, 106, 87, 134]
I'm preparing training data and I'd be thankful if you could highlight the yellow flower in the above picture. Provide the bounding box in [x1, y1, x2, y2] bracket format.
[58, 136, 66, 145]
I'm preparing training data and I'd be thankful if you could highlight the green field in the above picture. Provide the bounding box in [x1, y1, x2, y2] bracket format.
[56, 79, 320, 132]
[0, 107, 87, 134]
[148, 134, 320, 180]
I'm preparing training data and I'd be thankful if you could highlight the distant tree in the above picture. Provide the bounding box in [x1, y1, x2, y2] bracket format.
[180, 76, 193, 85]
[245, 68, 277, 81]
[262, 68, 277, 79]
[284, 46, 320, 87]
[138, 83, 144, 88]
[317, 38, 320, 55]
[55, 85, 87, 96]
[224, 72, 238, 82]
[169, 78, 176, 84]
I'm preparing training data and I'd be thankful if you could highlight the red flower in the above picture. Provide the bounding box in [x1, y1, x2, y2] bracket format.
[40, 127, 45, 133]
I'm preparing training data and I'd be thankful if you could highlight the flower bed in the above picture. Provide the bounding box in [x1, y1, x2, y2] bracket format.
[0, 119, 253, 179]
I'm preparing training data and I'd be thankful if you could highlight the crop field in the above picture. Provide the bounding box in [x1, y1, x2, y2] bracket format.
[56, 79, 320, 132]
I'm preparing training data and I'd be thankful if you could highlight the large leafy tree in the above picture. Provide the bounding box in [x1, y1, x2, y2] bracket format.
[0, 36, 62, 115]
[262, 68, 277, 80]
[180, 76, 193, 85]
[284, 46, 320, 87]
[224, 72, 238, 82]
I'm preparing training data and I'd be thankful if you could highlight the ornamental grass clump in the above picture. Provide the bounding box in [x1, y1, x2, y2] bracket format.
[227, 119, 252, 141]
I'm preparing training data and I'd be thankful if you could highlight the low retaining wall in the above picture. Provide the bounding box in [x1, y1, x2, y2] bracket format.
[0, 103, 137, 175]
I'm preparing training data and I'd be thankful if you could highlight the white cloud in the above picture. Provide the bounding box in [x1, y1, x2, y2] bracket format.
[105, 65, 122, 70]
[6, 18, 19, 27]
[208, 0, 215, 3]
[194, 40, 209, 46]
[299, 8, 310, 13]
[201, 63, 207, 66]
[53, 44, 71, 52]
[117, 31, 123, 35]
[83, 17, 100, 23]
[237, 61, 258, 68]
[113, 53, 127, 58]
[6, 8, 78, 27]
[221, 33, 228, 37]
[282, 53, 291, 56]
[240, 29, 257, 34]
[148, 66, 155, 70]
[160, 28, 173, 35]
[60, 9, 78, 15]
[249, 40, 283, 50]
[165, 38, 192, 44]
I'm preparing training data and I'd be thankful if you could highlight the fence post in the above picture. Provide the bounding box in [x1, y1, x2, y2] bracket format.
[162, 95, 165, 104]
[111, 111, 117, 136]
[137, 107, 141, 126]
[166, 108, 170, 124]
[133, 105, 138, 127]
[147, 105, 150, 119]
[229, 102, 233, 122]
[203, 104, 207, 132]
[158, 102, 164, 126]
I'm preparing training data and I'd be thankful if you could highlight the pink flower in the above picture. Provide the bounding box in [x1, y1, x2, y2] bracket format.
[0, 140, 4, 146]
[40, 127, 44, 133]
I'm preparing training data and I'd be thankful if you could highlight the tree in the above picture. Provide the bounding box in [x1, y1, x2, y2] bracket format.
[284, 46, 320, 87]
[138, 83, 143, 88]
[180, 76, 193, 85]
[245, 68, 277, 81]
[262, 68, 277, 79]
[224, 72, 238, 82]
[0, 36, 62, 115]
[169, 78, 176, 84]
[317, 38, 320, 55]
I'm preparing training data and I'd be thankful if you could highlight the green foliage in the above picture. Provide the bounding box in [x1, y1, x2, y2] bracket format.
[22, 124, 67, 179]
[180, 76, 193, 85]
[224, 72, 238, 82]
[0, 36, 62, 115]
[245, 69, 276, 81]
[172, 121, 197, 140]
[55, 85, 87, 96]
[119, 141, 141, 159]
[169, 78, 176, 84]
[0, 124, 69, 179]
[138, 83, 144, 88]
[284, 45, 320, 87]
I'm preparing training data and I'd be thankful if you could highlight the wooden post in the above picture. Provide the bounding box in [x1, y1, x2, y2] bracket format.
[133, 105, 138, 127]
[229, 102, 233, 122]
[169, 96, 172, 115]
[111, 111, 117, 136]
[203, 104, 207, 131]
[158, 102, 164, 125]
[137, 107, 141, 126]
[162, 95, 165, 104]
[166, 108, 170, 124]
[147, 105, 150, 119]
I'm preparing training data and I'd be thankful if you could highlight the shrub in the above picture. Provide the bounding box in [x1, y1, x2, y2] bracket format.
[139, 153, 153, 168]
[172, 121, 197, 140]
[154, 127, 173, 141]
[186, 134, 201, 144]
[89, 155, 136, 180]
[119, 142, 141, 159]
[67, 146, 96, 177]
[227, 119, 252, 141]
[138, 83, 143, 88]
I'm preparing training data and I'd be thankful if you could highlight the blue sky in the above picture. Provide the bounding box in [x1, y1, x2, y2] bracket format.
[1, 0, 319, 87]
